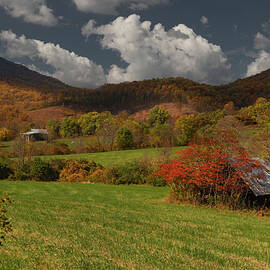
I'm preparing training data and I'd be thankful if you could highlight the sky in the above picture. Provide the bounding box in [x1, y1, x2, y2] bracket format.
[0, 0, 270, 88]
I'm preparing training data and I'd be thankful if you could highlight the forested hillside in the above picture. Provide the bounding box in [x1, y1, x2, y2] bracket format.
[1, 56, 270, 124]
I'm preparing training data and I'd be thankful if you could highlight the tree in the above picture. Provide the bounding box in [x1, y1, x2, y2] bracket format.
[11, 137, 30, 168]
[115, 127, 133, 149]
[78, 112, 100, 136]
[149, 123, 175, 147]
[174, 115, 197, 145]
[123, 119, 144, 147]
[96, 117, 119, 151]
[149, 106, 170, 126]
[60, 118, 80, 138]
[46, 120, 61, 139]
[0, 128, 13, 141]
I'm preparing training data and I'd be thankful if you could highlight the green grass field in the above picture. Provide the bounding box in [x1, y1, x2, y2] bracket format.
[0, 181, 269, 269]
[40, 147, 183, 167]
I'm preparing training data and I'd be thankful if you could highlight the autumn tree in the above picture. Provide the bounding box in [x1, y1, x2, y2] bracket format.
[115, 127, 133, 149]
[60, 118, 80, 138]
[149, 106, 171, 126]
[96, 117, 119, 151]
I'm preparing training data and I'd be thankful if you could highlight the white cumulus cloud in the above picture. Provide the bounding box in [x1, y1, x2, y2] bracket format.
[0, 0, 59, 26]
[246, 50, 270, 77]
[73, 0, 170, 15]
[246, 32, 270, 77]
[82, 14, 231, 85]
[0, 30, 106, 87]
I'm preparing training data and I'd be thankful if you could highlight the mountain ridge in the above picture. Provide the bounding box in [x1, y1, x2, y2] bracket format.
[1, 57, 270, 125]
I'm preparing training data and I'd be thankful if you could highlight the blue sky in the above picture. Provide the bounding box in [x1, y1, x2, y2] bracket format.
[0, 0, 270, 88]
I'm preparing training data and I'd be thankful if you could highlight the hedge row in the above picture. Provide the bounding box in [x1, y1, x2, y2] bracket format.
[0, 158, 166, 186]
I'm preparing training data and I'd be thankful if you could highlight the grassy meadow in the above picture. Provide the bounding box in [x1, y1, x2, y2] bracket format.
[1, 137, 184, 167]
[0, 181, 270, 270]
[39, 146, 183, 167]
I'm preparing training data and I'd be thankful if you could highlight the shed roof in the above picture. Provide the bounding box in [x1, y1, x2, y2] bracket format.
[243, 158, 270, 197]
[22, 129, 48, 136]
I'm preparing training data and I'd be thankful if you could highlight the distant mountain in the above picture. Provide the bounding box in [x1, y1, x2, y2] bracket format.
[0, 57, 72, 92]
[1, 56, 270, 124]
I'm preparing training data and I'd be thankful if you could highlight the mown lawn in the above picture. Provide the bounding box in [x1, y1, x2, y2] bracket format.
[0, 181, 269, 269]
[40, 147, 183, 167]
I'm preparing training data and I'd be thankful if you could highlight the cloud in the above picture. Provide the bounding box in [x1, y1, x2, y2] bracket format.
[246, 32, 270, 76]
[0, 0, 59, 26]
[0, 30, 106, 87]
[82, 14, 231, 85]
[246, 50, 270, 77]
[254, 32, 270, 50]
[200, 16, 208, 25]
[73, 0, 170, 15]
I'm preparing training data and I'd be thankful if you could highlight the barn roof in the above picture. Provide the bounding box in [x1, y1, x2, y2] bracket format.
[243, 158, 270, 197]
[22, 129, 48, 136]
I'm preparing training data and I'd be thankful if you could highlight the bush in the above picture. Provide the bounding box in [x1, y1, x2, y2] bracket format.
[0, 194, 12, 246]
[0, 157, 12, 180]
[59, 160, 103, 182]
[30, 158, 57, 181]
[8, 162, 31, 181]
[116, 162, 148, 185]
[157, 137, 257, 209]
[9, 159, 58, 182]
[100, 161, 163, 186]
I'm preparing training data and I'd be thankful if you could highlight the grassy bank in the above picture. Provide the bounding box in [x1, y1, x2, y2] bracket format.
[0, 181, 269, 269]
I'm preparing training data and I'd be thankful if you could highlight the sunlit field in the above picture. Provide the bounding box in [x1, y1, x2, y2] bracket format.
[0, 181, 269, 269]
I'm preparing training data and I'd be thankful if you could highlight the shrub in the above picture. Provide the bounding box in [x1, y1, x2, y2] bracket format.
[8, 162, 31, 181]
[116, 162, 148, 185]
[0, 194, 12, 246]
[0, 157, 12, 180]
[102, 167, 121, 184]
[157, 137, 258, 209]
[100, 161, 163, 186]
[88, 168, 105, 183]
[30, 158, 57, 181]
[115, 127, 133, 149]
[59, 160, 103, 182]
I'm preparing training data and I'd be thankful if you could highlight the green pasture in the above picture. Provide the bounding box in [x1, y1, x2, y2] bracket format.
[39, 147, 184, 167]
[0, 181, 270, 269]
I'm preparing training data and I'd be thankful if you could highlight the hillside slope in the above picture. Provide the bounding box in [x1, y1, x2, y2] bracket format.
[1, 57, 270, 125]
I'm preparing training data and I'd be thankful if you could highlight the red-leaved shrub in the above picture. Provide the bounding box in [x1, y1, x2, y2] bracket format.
[157, 135, 259, 208]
